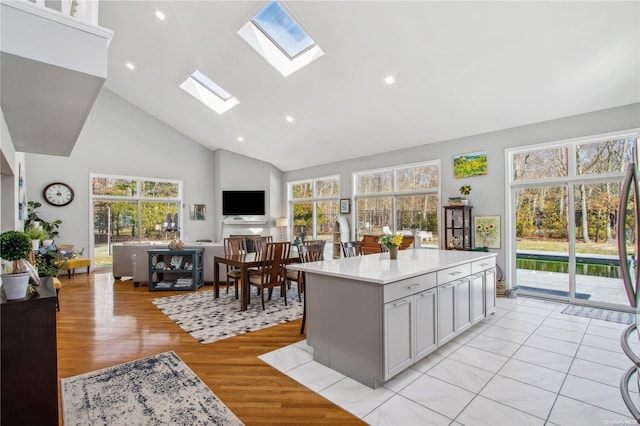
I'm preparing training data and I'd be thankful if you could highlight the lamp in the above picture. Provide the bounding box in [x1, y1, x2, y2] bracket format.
[276, 217, 288, 241]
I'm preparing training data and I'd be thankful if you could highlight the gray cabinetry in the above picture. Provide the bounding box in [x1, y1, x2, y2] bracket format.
[456, 277, 471, 333]
[470, 273, 485, 324]
[485, 267, 496, 315]
[384, 297, 413, 377]
[437, 283, 456, 346]
[415, 288, 437, 359]
[384, 279, 438, 380]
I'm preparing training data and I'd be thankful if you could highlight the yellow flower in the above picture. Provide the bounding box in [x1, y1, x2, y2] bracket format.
[379, 234, 403, 248]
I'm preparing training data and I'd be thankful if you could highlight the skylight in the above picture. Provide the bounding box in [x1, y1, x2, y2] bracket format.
[238, 1, 324, 77]
[179, 70, 239, 115]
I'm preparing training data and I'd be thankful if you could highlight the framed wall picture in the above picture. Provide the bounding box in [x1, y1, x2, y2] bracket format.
[340, 198, 351, 214]
[453, 151, 488, 178]
[189, 204, 206, 220]
[474, 215, 501, 249]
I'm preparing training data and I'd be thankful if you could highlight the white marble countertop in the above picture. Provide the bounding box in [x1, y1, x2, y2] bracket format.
[287, 249, 496, 284]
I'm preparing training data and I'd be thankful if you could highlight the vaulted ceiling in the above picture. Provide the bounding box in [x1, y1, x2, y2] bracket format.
[98, 1, 640, 171]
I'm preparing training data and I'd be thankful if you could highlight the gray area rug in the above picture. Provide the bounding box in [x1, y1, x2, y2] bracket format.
[561, 304, 635, 325]
[152, 284, 302, 344]
[61, 351, 244, 425]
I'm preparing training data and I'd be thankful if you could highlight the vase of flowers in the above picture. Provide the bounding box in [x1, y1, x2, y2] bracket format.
[379, 234, 403, 259]
[459, 185, 471, 205]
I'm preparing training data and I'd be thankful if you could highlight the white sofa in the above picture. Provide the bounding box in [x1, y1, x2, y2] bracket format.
[112, 243, 227, 285]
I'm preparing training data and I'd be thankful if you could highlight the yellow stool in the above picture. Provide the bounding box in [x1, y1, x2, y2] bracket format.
[57, 258, 91, 278]
[52, 277, 62, 311]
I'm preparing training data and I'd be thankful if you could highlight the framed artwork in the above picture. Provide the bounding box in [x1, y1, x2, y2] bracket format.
[340, 198, 351, 214]
[189, 204, 206, 220]
[453, 151, 488, 178]
[474, 215, 500, 249]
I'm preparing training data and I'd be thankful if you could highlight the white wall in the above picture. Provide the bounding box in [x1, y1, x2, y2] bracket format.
[0, 108, 24, 232]
[283, 102, 640, 276]
[212, 149, 284, 242]
[24, 88, 217, 253]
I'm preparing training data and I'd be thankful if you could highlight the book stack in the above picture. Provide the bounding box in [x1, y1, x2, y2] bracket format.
[155, 280, 173, 288]
[448, 197, 462, 206]
[174, 278, 193, 288]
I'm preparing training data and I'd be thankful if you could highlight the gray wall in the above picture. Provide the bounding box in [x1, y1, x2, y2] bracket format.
[283, 102, 640, 275]
[24, 89, 217, 254]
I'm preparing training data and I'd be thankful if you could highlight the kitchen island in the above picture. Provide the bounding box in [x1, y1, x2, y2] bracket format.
[287, 249, 497, 388]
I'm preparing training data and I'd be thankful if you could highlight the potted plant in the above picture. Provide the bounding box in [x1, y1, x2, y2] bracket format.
[379, 234, 403, 259]
[25, 201, 62, 243]
[0, 231, 33, 300]
[24, 225, 49, 251]
[459, 185, 472, 205]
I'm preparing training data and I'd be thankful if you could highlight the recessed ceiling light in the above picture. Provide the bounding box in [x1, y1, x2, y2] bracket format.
[385, 76, 395, 85]
[126, 62, 135, 70]
[237, 136, 244, 142]
[155, 10, 166, 21]
[285, 115, 294, 123]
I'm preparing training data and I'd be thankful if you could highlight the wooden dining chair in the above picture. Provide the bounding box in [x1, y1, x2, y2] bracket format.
[286, 243, 323, 302]
[223, 237, 246, 299]
[248, 242, 291, 310]
[291, 243, 324, 335]
[341, 241, 364, 257]
[302, 239, 325, 258]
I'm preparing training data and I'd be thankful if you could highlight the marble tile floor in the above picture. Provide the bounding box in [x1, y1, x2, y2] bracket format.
[259, 297, 640, 426]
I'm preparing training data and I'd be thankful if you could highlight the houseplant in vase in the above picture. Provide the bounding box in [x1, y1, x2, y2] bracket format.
[459, 185, 472, 205]
[0, 230, 34, 300]
[24, 224, 48, 252]
[379, 234, 403, 259]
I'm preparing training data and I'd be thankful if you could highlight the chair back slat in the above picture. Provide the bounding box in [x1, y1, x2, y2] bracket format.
[341, 241, 363, 257]
[223, 237, 246, 256]
[261, 242, 291, 284]
[298, 244, 323, 264]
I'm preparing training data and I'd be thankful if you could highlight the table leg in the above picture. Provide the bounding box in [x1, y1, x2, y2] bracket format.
[214, 260, 220, 299]
[241, 265, 249, 311]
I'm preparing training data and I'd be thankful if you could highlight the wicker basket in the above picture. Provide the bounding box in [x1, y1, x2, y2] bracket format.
[496, 280, 506, 298]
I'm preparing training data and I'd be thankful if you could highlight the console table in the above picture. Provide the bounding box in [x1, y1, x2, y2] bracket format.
[1, 279, 58, 425]
[148, 248, 204, 291]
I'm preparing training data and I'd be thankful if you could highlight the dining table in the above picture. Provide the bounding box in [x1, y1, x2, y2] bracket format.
[213, 250, 298, 311]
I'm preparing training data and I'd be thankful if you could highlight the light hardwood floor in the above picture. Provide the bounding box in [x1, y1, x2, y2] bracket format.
[56, 271, 364, 425]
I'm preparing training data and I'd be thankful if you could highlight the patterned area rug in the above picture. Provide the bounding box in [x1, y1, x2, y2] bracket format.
[152, 284, 303, 344]
[61, 351, 244, 425]
[561, 304, 635, 325]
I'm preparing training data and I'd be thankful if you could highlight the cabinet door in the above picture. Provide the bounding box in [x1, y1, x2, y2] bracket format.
[470, 273, 485, 324]
[437, 283, 456, 345]
[415, 288, 437, 359]
[485, 268, 496, 316]
[456, 278, 471, 333]
[384, 297, 413, 378]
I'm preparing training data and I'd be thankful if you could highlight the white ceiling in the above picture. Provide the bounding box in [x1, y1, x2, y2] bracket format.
[98, 1, 640, 172]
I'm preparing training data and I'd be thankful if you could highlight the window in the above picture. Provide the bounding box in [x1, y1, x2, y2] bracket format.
[238, 1, 324, 77]
[354, 161, 440, 248]
[179, 70, 239, 115]
[288, 176, 339, 250]
[91, 174, 182, 268]
[508, 130, 638, 309]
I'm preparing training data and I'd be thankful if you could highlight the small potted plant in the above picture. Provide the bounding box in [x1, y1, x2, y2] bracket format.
[379, 234, 403, 259]
[24, 225, 49, 251]
[459, 185, 472, 205]
[0, 230, 33, 300]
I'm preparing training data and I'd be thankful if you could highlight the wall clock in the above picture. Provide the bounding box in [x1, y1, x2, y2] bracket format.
[43, 182, 74, 207]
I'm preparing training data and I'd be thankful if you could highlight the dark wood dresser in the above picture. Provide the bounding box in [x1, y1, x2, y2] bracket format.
[1, 278, 58, 425]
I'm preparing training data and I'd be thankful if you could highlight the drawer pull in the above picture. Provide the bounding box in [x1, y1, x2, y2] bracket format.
[479, 262, 488, 266]
[407, 284, 421, 290]
[448, 271, 462, 276]
[422, 290, 435, 296]
[394, 299, 410, 307]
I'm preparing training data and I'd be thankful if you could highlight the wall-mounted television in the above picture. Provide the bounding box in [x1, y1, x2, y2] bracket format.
[222, 190, 266, 216]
